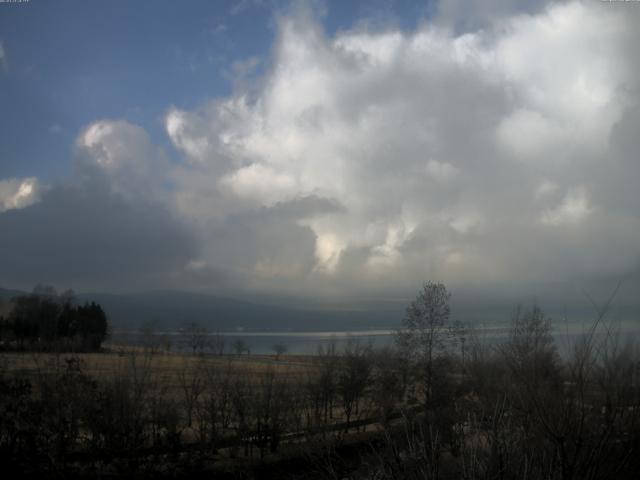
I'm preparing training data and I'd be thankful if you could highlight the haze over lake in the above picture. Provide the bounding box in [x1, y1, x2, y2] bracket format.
[111, 317, 640, 355]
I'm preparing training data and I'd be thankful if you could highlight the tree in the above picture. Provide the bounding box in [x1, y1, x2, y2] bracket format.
[211, 332, 225, 355]
[396, 281, 451, 406]
[272, 342, 287, 360]
[371, 347, 405, 426]
[8, 293, 61, 347]
[183, 321, 208, 355]
[178, 359, 204, 428]
[140, 320, 162, 354]
[253, 368, 292, 457]
[316, 342, 338, 425]
[4, 289, 108, 351]
[233, 339, 249, 356]
[338, 339, 372, 431]
[502, 302, 559, 388]
[72, 302, 108, 350]
[32, 284, 57, 298]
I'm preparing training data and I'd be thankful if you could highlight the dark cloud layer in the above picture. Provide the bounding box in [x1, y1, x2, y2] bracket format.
[0, 184, 197, 290]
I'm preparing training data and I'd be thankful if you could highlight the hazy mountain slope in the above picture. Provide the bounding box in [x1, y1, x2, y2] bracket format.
[77, 291, 404, 331]
[3, 282, 635, 332]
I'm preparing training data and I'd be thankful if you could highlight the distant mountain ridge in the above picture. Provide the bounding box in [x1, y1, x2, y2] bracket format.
[79, 290, 407, 331]
[0, 287, 25, 300]
[2, 284, 636, 332]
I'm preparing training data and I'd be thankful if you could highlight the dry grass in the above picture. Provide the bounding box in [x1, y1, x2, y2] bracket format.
[0, 350, 316, 386]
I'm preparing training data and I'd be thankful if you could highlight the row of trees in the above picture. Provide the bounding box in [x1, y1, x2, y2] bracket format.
[0, 286, 109, 351]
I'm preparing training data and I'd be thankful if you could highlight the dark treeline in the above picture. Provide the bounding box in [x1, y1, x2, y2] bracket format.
[1, 282, 640, 479]
[0, 285, 108, 352]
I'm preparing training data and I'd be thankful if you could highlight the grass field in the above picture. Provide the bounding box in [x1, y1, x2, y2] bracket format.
[1, 349, 318, 390]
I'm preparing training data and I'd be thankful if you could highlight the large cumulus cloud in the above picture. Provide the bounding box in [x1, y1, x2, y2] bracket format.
[2, 0, 640, 299]
[161, 1, 640, 295]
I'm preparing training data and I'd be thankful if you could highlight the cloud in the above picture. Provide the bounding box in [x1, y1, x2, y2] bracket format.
[196, 195, 342, 289]
[0, 41, 6, 72]
[49, 124, 63, 135]
[434, 0, 549, 32]
[159, 1, 640, 295]
[0, 119, 197, 291]
[75, 120, 170, 204]
[0, 184, 197, 291]
[230, 0, 267, 16]
[426, 159, 459, 183]
[2, 1, 640, 300]
[220, 163, 298, 205]
[541, 187, 592, 227]
[0, 178, 41, 212]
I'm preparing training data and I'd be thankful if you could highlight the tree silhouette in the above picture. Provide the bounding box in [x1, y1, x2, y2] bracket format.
[2, 287, 108, 351]
[396, 281, 451, 406]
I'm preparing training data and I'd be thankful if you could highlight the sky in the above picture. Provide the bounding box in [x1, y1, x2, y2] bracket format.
[1, 0, 640, 310]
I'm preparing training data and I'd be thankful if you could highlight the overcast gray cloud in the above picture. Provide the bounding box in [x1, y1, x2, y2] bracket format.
[0, 183, 197, 291]
[1, 0, 639, 300]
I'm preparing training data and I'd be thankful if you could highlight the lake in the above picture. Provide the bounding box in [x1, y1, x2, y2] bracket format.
[110, 317, 640, 355]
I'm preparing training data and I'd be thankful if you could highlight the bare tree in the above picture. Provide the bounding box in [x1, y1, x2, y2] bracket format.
[501, 303, 559, 387]
[370, 346, 404, 426]
[197, 358, 236, 450]
[140, 321, 161, 354]
[396, 281, 451, 408]
[233, 338, 249, 356]
[338, 338, 372, 432]
[183, 321, 208, 355]
[253, 367, 293, 457]
[211, 331, 225, 355]
[272, 342, 287, 360]
[178, 358, 205, 429]
[316, 341, 339, 427]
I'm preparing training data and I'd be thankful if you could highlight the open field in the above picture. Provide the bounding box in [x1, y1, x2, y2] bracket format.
[0, 346, 395, 479]
[1, 350, 317, 379]
[3, 304, 640, 479]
